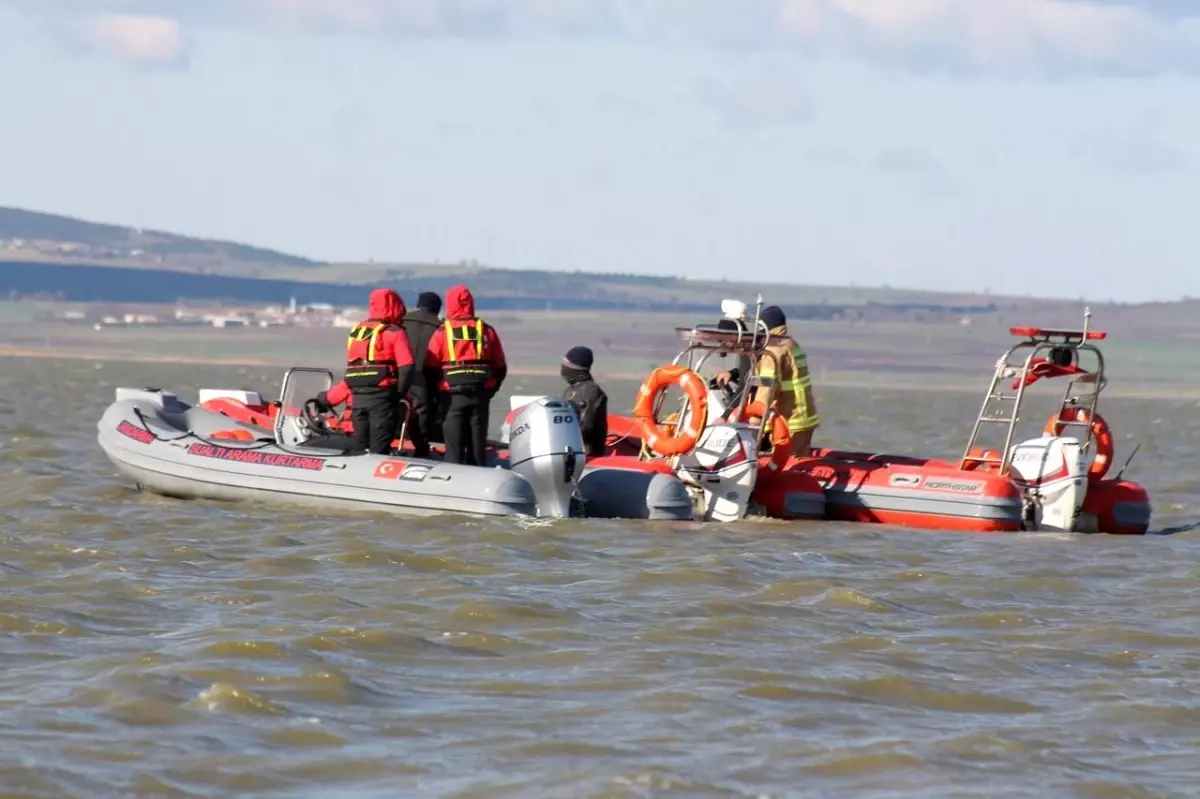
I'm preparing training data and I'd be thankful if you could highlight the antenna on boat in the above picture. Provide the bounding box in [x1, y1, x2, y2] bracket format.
[751, 294, 764, 345]
[1082, 305, 1092, 339]
[1113, 443, 1141, 482]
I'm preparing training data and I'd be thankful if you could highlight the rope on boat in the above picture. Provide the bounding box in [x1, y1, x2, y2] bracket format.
[131, 407, 286, 452]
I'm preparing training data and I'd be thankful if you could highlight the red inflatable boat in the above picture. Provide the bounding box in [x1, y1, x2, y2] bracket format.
[599, 304, 1150, 534]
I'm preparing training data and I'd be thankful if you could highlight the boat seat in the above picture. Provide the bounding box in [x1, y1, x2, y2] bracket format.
[303, 434, 362, 453]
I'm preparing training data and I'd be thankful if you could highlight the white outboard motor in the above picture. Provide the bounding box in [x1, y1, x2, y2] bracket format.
[1007, 435, 1090, 532]
[507, 396, 586, 518]
[674, 422, 761, 522]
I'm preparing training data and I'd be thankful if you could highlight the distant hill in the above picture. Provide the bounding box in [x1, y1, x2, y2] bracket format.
[0, 204, 1119, 320]
[0, 206, 318, 269]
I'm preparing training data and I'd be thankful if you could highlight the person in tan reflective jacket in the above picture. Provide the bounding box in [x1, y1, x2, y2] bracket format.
[715, 305, 819, 458]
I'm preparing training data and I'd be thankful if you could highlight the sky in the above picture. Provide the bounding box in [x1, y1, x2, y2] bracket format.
[0, 1, 1197, 302]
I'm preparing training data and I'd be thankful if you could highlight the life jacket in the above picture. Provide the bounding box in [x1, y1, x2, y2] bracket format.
[344, 320, 398, 390]
[440, 318, 493, 393]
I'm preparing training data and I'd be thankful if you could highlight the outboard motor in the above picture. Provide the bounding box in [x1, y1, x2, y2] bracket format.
[1007, 435, 1090, 532]
[506, 396, 586, 518]
[674, 422, 761, 522]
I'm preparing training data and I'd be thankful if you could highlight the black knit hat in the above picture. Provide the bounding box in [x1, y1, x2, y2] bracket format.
[761, 305, 787, 330]
[417, 291, 442, 315]
[563, 346, 594, 370]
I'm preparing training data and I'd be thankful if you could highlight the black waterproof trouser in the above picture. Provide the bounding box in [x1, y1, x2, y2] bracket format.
[442, 392, 489, 466]
[350, 390, 399, 455]
[405, 386, 437, 457]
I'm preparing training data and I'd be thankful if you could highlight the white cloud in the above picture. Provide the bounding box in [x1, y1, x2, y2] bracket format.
[236, 0, 626, 38]
[875, 145, 956, 193]
[85, 14, 187, 68]
[2, 0, 1198, 75]
[784, 0, 1200, 75]
[696, 72, 814, 127]
[1073, 126, 1189, 175]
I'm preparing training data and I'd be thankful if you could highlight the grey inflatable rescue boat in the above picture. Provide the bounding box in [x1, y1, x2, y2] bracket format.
[97, 367, 694, 520]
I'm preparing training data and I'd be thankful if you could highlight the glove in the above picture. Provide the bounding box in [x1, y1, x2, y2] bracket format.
[312, 392, 333, 413]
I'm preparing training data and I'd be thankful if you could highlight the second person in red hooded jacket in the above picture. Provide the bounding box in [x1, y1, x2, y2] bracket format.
[423, 285, 507, 466]
[338, 287, 415, 455]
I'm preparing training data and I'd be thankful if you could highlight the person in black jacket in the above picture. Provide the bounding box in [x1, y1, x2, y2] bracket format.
[560, 346, 608, 456]
[402, 291, 442, 457]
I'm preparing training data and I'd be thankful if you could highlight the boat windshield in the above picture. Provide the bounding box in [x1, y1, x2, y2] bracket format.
[278, 368, 334, 419]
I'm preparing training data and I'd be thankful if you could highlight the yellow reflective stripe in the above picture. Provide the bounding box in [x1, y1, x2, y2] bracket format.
[788, 415, 819, 432]
[347, 323, 386, 362]
[789, 379, 818, 429]
[443, 319, 485, 362]
[770, 342, 815, 430]
[347, 324, 372, 358]
[442, 320, 456, 362]
[367, 325, 383, 362]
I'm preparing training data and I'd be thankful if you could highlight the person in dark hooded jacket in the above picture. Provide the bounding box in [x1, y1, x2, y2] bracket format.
[332, 287, 415, 455]
[423, 285, 506, 466]
[560, 346, 608, 456]
[401, 291, 443, 457]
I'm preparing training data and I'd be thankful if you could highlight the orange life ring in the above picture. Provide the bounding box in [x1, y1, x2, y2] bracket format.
[1044, 407, 1113, 480]
[634, 365, 709, 457]
[729, 401, 792, 473]
[211, 428, 256, 441]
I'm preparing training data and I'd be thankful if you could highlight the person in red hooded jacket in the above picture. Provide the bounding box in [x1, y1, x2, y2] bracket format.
[423, 285, 507, 466]
[323, 288, 415, 455]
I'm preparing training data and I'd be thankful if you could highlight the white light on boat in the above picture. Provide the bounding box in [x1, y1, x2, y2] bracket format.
[721, 299, 747, 321]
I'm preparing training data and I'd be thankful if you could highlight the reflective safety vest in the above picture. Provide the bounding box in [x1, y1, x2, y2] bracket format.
[441, 318, 493, 393]
[344, 320, 397, 390]
[754, 334, 819, 433]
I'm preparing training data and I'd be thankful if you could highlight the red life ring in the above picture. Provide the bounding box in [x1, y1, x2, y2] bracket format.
[729, 401, 792, 473]
[634, 365, 709, 457]
[1044, 407, 1114, 480]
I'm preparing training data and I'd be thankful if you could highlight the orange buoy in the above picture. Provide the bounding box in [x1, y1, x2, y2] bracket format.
[962, 447, 1001, 471]
[1045, 407, 1114, 479]
[633, 365, 709, 457]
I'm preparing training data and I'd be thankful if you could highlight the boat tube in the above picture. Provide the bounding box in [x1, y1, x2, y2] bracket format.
[595, 300, 1152, 535]
[99, 366, 693, 520]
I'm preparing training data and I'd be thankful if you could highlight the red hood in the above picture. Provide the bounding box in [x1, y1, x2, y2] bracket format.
[368, 287, 405, 323]
[445, 285, 475, 320]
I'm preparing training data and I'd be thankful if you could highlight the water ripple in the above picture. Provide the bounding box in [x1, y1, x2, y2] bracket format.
[0, 357, 1198, 797]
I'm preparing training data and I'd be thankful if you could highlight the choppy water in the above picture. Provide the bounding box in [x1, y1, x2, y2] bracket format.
[2, 356, 1199, 798]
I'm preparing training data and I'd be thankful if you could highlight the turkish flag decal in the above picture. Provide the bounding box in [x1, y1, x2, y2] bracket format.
[374, 459, 407, 479]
